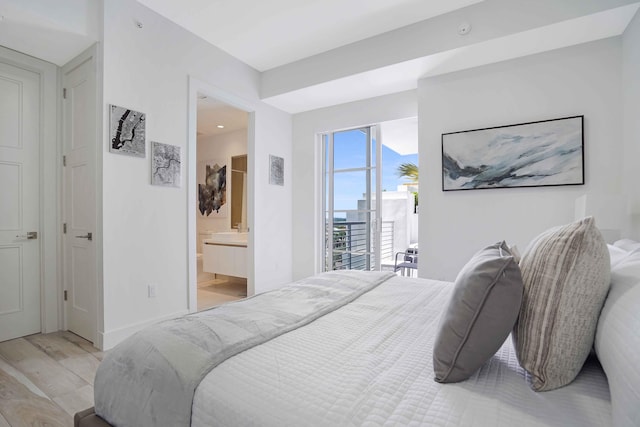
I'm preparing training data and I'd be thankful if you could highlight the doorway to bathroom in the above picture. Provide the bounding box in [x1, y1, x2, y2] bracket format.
[195, 94, 249, 311]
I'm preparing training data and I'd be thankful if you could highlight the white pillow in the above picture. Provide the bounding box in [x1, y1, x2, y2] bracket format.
[613, 238, 640, 252]
[608, 244, 631, 268]
[595, 250, 640, 427]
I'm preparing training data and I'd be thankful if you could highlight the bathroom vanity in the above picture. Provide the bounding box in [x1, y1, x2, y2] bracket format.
[202, 232, 248, 278]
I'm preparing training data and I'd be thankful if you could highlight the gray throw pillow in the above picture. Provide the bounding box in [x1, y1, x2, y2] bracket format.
[512, 216, 610, 391]
[433, 241, 523, 383]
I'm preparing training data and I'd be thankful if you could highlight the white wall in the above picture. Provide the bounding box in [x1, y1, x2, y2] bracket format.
[251, 105, 293, 292]
[292, 90, 417, 279]
[622, 10, 640, 239]
[196, 129, 247, 235]
[418, 38, 624, 281]
[100, 0, 292, 348]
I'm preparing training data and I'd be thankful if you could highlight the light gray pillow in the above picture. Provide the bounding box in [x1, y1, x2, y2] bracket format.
[513, 216, 610, 391]
[433, 241, 523, 383]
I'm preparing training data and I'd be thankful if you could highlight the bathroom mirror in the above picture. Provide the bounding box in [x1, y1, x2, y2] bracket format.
[231, 155, 247, 229]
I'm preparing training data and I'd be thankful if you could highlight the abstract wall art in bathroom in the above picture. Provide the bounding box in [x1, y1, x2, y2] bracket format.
[269, 154, 284, 186]
[151, 142, 181, 187]
[442, 115, 584, 191]
[198, 159, 227, 216]
[109, 104, 146, 157]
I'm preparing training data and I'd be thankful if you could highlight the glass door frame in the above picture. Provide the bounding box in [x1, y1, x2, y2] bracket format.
[322, 125, 382, 271]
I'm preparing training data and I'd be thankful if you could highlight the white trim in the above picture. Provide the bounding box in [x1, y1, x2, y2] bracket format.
[314, 133, 324, 274]
[99, 310, 189, 350]
[0, 46, 60, 335]
[187, 77, 256, 312]
[374, 124, 383, 268]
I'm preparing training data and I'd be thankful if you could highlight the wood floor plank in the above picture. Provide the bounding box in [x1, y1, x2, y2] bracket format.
[25, 332, 101, 384]
[53, 384, 94, 416]
[0, 367, 71, 427]
[59, 354, 100, 385]
[25, 333, 88, 361]
[0, 413, 11, 427]
[0, 338, 88, 399]
[0, 333, 100, 425]
[0, 356, 49, 400]
[58, 331, 105, 361]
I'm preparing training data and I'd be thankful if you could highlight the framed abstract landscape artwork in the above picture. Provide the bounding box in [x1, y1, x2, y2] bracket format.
[442, 115, 584, 191]
[197, 159, 227, 217]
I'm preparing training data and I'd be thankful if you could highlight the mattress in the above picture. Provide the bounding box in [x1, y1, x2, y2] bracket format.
[192, 276, 611, 426]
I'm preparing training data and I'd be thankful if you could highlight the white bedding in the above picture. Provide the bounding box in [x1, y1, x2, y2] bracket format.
[192, 276, 611, 426]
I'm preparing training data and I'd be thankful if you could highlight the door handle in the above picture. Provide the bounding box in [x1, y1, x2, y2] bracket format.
[75, 232, 93, 241]
[16, 231, 38, 240]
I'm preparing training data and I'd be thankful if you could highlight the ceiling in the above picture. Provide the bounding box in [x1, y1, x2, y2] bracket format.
[197, 96, 248, 138]
[136, 0, 483, 71]
[0, 0, 99, 66]
[137, 0, 640, 113]
[380, 117, 418, 156]
[1, 0, 638, 116]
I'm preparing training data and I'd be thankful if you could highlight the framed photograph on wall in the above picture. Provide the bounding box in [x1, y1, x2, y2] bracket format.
[442, 115, 584, 191]
[109, 104, 146, 157]
[151, 141, 181, 187]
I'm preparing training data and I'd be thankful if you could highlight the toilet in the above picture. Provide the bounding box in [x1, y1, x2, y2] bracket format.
[197, 231, 216, 284]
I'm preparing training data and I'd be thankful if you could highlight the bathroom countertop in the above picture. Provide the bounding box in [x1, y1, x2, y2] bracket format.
[204, 232, 248, 247]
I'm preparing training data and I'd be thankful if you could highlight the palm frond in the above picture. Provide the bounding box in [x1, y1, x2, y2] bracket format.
[397, 162, 419, 183]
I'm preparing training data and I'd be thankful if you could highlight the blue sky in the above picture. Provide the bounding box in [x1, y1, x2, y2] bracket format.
[331, 129, 418, 211]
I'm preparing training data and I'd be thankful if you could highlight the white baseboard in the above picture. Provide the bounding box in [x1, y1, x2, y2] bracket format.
[97, 310, 189, 350]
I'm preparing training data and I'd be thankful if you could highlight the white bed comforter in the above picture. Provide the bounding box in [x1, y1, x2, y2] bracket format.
[94, 270, 395, 427]
[192, 276, 611, 427]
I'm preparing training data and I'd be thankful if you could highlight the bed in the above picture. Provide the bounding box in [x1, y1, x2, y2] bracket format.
[75, 221, 640, 427]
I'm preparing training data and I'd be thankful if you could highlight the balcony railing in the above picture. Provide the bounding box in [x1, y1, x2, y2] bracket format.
[327, 220, 394, 271]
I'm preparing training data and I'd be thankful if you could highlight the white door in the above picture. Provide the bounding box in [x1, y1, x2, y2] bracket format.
[63, 56, 97, 343]
[0, 61, 41, 342]
[323, 125, 383, 271]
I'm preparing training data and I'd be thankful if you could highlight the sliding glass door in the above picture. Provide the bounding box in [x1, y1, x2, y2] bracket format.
[323, 126, 382, 271]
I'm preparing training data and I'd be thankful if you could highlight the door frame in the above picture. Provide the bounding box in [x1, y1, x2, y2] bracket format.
[0, 46, 60, 335]
[187, 76, 256, 312]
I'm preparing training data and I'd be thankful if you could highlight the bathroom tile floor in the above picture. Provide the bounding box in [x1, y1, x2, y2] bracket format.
[197, 279, 247, 311]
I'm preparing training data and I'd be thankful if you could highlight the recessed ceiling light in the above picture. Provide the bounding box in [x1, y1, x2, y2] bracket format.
[217, 125, 225, 129]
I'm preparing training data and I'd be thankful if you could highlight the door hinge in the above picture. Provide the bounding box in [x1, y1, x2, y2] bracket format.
[63, 290, 68, 301]
[63, 88, 67, 99]
[63, 155, 66, 166]
[63, 223, 67, 234]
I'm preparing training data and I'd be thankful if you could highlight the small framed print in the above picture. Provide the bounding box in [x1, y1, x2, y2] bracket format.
[109, 104, 146, 157]
[151, 141, 181, 187]
[269, 155, 284, 186]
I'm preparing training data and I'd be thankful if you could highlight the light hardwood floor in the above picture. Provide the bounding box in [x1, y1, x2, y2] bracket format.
[0, 287, 246, 426]
[0, 331, 102, 427]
